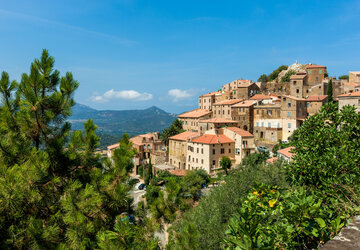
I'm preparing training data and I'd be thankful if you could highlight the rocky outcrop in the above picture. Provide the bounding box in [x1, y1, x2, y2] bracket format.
[322, 216, 360, 249]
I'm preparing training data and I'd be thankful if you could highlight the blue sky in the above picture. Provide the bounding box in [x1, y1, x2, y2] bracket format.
[0, 0, 359, 113]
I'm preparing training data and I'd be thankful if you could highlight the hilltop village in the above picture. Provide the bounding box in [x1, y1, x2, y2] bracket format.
[108, 63, 360, 175]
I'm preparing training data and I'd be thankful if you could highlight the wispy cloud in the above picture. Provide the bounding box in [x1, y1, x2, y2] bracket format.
[92, 89, 153, 102]
[0, 8, 136, 46]
[168, 89, 193, 102]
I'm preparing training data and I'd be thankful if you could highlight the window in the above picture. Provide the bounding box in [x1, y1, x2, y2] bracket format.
[268, 122, 271, 127]
[192, 158, 194, 162]
[221, 148, 225, 154]
[293, 81, 296, 85]
[288, 123, 291, 128]
[243, 108, 245, 112]
[316, 77, 319, 82]
[201, 159, 204, 164]
[213, 149, 215, 154]
[212, 160, 216, 166]
[309, 70, 311, 74]
[256, 122, 259, 127]
[261, 122, 264, 127]
[277, 123, 280, 128]
[296, 89, 299, 93]
[218, 110, 220, 114]
[319, 70, 322, 74]
[267, 110, 272, 115]
[288, 112, 291, 117]
[235, 148, 240, 154]
[201, 148, 203, 154]
[188, 156, 191, 161]
[197, 148, 199, 153]
[228, 110, 230, 115]
[257, 110, 259, 114]
[288, 103, 291, 108]
[223, 110, 224, 115]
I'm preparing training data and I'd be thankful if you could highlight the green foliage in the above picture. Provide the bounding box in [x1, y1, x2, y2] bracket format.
[220, 156, 232, 175]
[168, 161, 287, 249]
[224, 184, 346, 249]
[257, 74, 269, 83]
[338, 75, 349, 80]
[160, 119, 184, 146]
[327, 78, 333, 102]
[269, 65, 288, 81]
[281, 69, 296, 82]
[0, 51, 157, 249]
[287, 103, 360, 199]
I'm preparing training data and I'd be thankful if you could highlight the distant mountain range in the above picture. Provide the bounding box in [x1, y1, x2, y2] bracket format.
[69, 104, 177, 148]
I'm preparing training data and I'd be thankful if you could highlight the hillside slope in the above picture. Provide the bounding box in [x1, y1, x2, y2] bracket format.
[69, 104, 177, 137]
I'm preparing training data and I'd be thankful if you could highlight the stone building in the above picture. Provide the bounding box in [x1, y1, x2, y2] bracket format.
[107, 132, 165, 175]
[168, 131, 200, 170]
[222, 127, 256, 165]
[281, 95, 307, 141]
[212, 99, 244, 119]
[253, 103, 282, 143]
[178, 109, 212, 132]
[349, 71, 360, 83]
[305, 64, 327, 84]
[338, 91, 360, 113]
[222, 79, 260, 99]
[198, 92, 217, 110]
[289, 73, 308, 98]
[186, 133, 235, 174]
[306, 95, 328, 116]
[231, 100, 257, 132]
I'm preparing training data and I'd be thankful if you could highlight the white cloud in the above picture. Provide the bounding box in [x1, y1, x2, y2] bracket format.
[92, 89, 153, 102]
[168, 89, 193, 102]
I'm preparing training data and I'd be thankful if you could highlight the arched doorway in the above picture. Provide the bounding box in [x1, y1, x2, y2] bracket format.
[243, 125, 248, 131]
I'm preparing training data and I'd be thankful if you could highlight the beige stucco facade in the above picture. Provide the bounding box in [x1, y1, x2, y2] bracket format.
[338, 93, 360, 113]
[222, 128, 255, 165]
[186, 141, 235, 174]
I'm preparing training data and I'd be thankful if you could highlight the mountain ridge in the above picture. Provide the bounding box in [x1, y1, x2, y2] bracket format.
[69, 103, 177, 139]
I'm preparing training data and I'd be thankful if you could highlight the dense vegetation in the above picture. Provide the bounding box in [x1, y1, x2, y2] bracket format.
[338, 75, 349, 80]
[258, 65, 288, 82]
[168, 103, 360, 249]
[0, 50, 158, 249]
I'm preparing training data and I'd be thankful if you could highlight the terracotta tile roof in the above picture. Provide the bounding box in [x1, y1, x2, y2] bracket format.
[338, 91, 360, 97]
[225, 127, 254, 137]
[250, 94, 272, 100]
[266, 157, 278, 163]
[306, 95, 328, 101]
[213, 99, 243, 105]
[232, 100, 257, 107]
[290, 74, 307, 79]
[283, 95, 306, 101]
[130, 136, 144, 146]
[199, 118, 238, 123]
[191, 134, 234, 144]
[277, 146, 295, 159]
[200, 91, 218, 97]
[170, 169, 188, 177]
[107, 143, 120, 150]
[306, 64, 326, 69]
[345, 82, 360, 87]
[169, 131, 200, 141]
[178, 109, 212, 118]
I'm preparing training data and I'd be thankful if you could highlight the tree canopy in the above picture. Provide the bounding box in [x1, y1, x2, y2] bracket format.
[0, 50, 158, 249]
